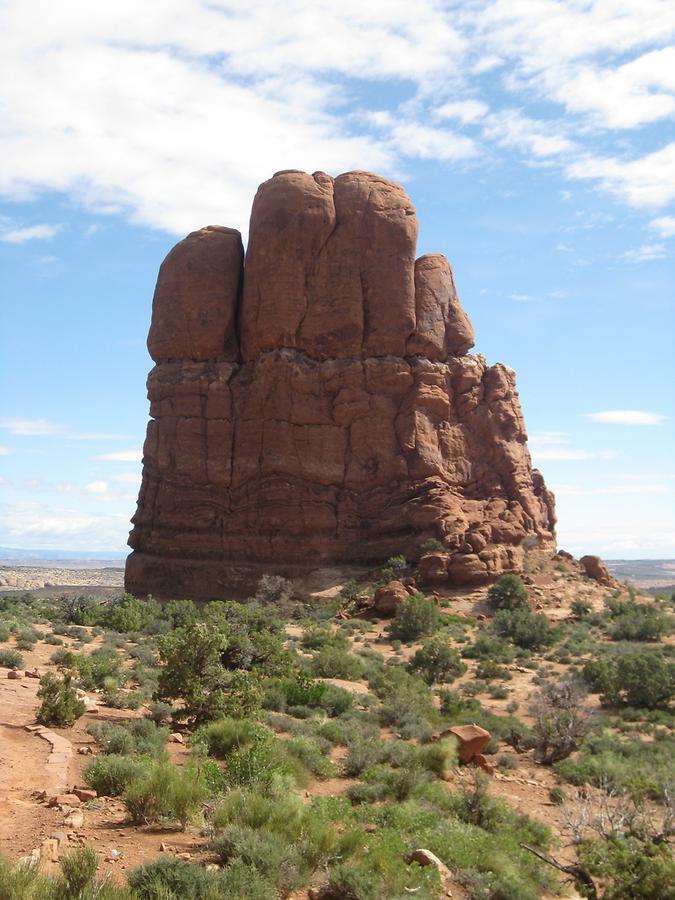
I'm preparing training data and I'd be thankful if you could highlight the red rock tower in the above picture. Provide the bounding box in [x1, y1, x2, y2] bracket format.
[125, 170, 555, 599]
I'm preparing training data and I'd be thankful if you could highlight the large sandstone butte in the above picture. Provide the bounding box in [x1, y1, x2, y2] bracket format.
[126, 170, 555, 599]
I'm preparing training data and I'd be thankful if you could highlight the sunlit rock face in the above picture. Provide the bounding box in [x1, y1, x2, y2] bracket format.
[125, 170, 555, 600]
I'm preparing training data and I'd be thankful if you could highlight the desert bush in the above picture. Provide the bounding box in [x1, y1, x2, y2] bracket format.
[310, 646, 364, 680]
[343, 735, 387, 776]
[37, 672, 86, 727]
[284, 735, 336, 778]
[301, 626, 349, 651]
[255, 574, 293, 605]
[475, 658, 512, 681]
[530, 679, 589, 764]
[462, 631, 515, 662]
[123, 759, 208, 828]
[380, 554, 407, 582]
[408, 635, 467, 684]
[421, 537, 445, 553]
[88, 718, 168, 757]
[0, 648, 24, 669]
[487, 573, 529, 610]
[492, 607, 557, 649]
[577, 836, 675, 899]
[604, 598, 671, 642]
[387, 593, 440, 642]
[84, 755, 147, 796]
[128, 854, 276, 900]
[196, 717, 260, 759]
[571, 598, 593, 619]
[583, 653, 675, 710]
[147, 700, 173, 725]
[0, 623, 10, 642]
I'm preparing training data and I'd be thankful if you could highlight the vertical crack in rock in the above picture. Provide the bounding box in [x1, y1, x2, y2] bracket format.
[126, 169, 556, 599]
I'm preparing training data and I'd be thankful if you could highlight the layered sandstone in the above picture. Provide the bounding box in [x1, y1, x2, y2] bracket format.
[126, 170, 555, 599]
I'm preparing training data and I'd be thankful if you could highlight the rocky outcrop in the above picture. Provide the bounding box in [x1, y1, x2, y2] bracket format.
[580, 555, 613, 586]
[126, 170, 555, 600]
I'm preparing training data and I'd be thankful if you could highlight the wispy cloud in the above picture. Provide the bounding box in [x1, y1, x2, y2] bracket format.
[649, 215, 675, 238]
[534, 449, 617, 461]
[94, 450, 142, 462]
[528, 431, 616, 461]
[0, 418, 130, 440]
[555, 483, 671, 496]
[586, 410, 667, 425]
[0, 446, 9, 456]
[0, 223, 61, 244]
[0, 1, 673, 233]
[622, 242, 667, 263]
[112, 472, 141, 484]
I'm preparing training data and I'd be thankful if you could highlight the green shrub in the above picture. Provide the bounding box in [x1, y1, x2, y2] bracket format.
[88, 718, 168, 756]
[0, 623, 11, 642]
[605, 598, 671, 642]
[37, 673, 86, 727]
[421, 538, 445, 553]
[380, 554, 407, 582]
[492, 607, 557, 650]
[84, 755, 147, 796]
[578, 836, 675, 899]
[123, 760, 208, 828]
[571, 598, 592, 619]
[487, 574, 529, 610]
[408, 635, 467, 685]
[301, 626, 349, 651]
[583, 653, 675, 710]
[344, 735, 387, 776]
[0, 648, 24, 669]
[310, 646, 364, 680]
[388, 593, 440, 642]
[196, 717, 259, 758]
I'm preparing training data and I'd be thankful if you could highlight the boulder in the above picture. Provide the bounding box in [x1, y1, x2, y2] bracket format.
[418, 552, 450, 586]
[373, 581, 409, 617]
[580, 555, 613, 585]
[406, 848, 451, 881]
[442, 724, 491, 764]
[126, 170, 556, 600]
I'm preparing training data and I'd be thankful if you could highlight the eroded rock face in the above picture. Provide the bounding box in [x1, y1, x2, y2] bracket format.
[126, 170, 555, 599]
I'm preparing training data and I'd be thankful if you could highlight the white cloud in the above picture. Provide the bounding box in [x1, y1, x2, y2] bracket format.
[84, 480, 109, 494]
[621, 242, 667, 263]
[434, 99, 488, 124]
[0, 501, 131, 550]
[0, 0, 673, 232]
[649, 215, 675, 238]
[112, 472, 141, 484]
[95, 450, 143, 462]
[529, 431, 616, 461]
[483, 110, 575, 158]
[534, 449, 617, 461]
[387, 121, 477, 163]
[586, 410, 667, 425]
[566, 143, 675, 209]
[0, 446, 9, 455]
[555, 483, 670, 496]
[0, 222, 61, 243]
[0, 418, 130, 440]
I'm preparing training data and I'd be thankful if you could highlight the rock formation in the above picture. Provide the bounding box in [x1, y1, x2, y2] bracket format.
[126, 169, 555, 600]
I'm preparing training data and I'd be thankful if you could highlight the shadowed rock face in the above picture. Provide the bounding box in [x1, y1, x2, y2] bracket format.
[125, 170, 555, 599]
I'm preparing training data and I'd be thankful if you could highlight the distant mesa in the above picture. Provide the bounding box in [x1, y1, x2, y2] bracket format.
[125, 170, 555, 599]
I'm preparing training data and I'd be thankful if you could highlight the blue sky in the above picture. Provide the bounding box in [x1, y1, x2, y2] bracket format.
[0, 0, 673, 559]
